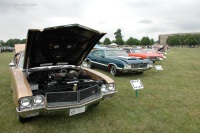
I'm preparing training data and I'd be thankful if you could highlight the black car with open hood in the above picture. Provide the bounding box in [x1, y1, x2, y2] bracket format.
[23, 24, 106, 69]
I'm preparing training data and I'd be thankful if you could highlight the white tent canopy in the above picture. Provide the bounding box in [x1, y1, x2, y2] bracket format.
[109, 43, 118, 46]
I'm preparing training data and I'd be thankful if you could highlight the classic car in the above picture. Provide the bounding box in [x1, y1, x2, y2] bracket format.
[9, 24, 117, 122]
[123, 48, 164, 63]
[143, 49, 167, 59]
[83, 48, 153, 76]
[0, 44, 2, 52]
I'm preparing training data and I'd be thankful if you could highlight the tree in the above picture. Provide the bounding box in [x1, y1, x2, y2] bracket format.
[150, 38, 154, 45]
[193, 34, 200, 44]
[126, 37, 134, 45]
[126, 37, 140, 46]
[133, 38, 140, 45]
[21, 39, 26, 44]
[184, 35, 198, 47]
[4, 38, 26, 47]
[115, 38, 124, 45]
[114, 29, 122, 39]
[140, 37, 151, 46]
[177, 35, 187, 45]
[0, 40, 5, 46]
[167, 36, 180, 46]
[113, 29, 124, 45]
[103, 38, 111, 45]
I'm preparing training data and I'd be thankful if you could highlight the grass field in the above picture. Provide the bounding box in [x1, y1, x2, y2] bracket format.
[0, 48, 200, 133]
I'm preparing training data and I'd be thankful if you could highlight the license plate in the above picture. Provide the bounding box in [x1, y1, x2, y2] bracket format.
[69, 106, 86, 116]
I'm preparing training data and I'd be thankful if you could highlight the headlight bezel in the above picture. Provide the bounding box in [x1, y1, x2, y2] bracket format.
[101, 83, 116, 93]
[19, 97, 32, 108]
[19, 95, 45, 110]
[147, 63, 153, 67]
[101, 84, 108, 93]
[124, 64, 132, 69]
[33, 95, 44, 105]
[108, 83, 115, 91]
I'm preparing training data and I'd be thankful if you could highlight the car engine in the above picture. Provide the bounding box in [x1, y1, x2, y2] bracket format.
[27, 66, 103, 95]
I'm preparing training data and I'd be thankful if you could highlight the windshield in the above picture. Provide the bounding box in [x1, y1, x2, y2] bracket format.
[130, 49, 145, 53]
[143, 49, 157, 53]
[105, 50, 128, 57]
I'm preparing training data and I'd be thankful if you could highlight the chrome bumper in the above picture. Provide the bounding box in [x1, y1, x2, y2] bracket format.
[16, 91, 116, 118]
[120, 66, 153, 73]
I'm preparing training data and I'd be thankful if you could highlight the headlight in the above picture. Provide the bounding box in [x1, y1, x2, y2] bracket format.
[124, 64, 131, 69]
[101, 84, 108, 93]
[20, 97, 31, 108]
[108, 84, 115, 91]
[34, 95, 44, 105]
[147, 63, 153, 67]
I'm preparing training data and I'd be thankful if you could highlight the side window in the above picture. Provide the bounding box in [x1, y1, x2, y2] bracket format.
[14, 53, 24, 68]
[99, 50, 105, 57]
[131, 50, 136, 53]
[93, 50, 104, 57]
[14, 53, 20, 66]
[124, 49, 130, 53]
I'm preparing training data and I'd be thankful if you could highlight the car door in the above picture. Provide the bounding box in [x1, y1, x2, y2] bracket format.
[91, 50, 108, 70]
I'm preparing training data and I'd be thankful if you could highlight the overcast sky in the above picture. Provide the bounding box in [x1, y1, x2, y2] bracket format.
[1, 0, 200, 42]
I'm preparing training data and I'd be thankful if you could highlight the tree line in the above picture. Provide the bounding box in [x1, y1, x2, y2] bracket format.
[1, 29, 156, 47]
[166, 34, 200, 47]
[100, 29, 156, 46]
[0, 39, 26, 47]
[2, 30, 200, 47]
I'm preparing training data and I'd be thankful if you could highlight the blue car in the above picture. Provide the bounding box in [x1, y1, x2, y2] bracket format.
[84, 48, 153, 76]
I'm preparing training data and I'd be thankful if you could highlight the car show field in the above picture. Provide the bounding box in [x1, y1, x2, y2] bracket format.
[0, 48, 200, 133]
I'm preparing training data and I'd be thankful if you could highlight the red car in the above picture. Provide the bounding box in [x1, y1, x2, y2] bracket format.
[123, 48, 164, 63]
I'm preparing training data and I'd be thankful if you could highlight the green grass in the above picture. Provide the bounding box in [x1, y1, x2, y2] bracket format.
[0, 48, 200, 133]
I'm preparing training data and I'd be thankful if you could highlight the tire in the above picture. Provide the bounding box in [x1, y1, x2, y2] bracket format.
[110, 65, 119, 76]
[87, 60, 93, 69]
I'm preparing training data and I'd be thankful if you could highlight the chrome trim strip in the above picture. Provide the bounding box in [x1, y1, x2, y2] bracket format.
[87, 58, 123, 69]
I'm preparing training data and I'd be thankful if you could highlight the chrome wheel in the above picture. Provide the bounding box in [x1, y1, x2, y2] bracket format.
[110, 65, 119, 76]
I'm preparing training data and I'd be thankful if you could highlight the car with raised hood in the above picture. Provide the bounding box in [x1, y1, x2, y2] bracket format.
[9, 24, 117, 122]
[83, 48, 153, 76]
[123, 48, 164, 63]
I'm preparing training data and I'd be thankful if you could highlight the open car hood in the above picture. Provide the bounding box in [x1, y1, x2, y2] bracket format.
[23, 24, 106, 69]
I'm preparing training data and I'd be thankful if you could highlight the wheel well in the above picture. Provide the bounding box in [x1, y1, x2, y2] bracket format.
[108, 64, 112, 71]
[108, 64, 117, 71]
[86, 59, 90, 62]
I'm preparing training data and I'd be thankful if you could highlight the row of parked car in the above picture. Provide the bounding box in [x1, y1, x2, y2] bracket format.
[8, 24, 167, 122]
[0, 46, 14, 52]
[83, 46, 167, 76]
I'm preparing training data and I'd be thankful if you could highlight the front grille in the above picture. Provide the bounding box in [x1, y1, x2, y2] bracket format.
[131, 63, 147, 68]
[47, 91, 78, 103]
[80, 86, 99, 101]
[46, 85, 100, 107]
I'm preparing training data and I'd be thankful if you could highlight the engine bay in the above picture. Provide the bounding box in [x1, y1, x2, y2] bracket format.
[27, 66, 103, 95]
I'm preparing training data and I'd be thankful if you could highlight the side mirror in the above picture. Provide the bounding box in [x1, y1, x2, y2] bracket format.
[101, 55, 105, 58]
[9, 62, 15, 67]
